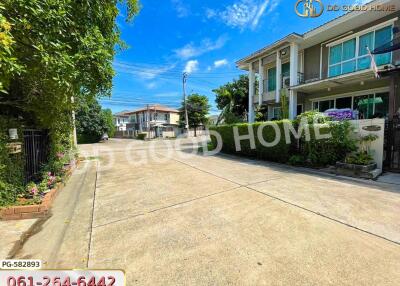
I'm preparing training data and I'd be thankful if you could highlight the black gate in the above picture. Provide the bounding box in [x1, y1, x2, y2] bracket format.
[384, 119, 400, 172]
[23, 129, 50, 183]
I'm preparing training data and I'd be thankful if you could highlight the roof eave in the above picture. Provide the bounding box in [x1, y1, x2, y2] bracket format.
[235, 33, 303, 69]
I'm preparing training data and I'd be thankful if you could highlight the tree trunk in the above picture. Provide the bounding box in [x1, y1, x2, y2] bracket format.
[194, 127, 197, 137]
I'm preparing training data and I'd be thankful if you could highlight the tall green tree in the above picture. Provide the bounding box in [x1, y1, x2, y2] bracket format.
[101, 108, 116, 138]
[180, 94, 210, 136]
[75, 99, 115, 143]
[0, 0, 139, 151]
[213, 75, 257, 124]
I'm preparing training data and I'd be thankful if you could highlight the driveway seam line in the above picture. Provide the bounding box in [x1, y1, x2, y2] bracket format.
[167, 154, 400, 246]
[92, 213, 146, 229]
[146, 188, 240, 214]
[86, 159, 99, 267]
[244, 185, 400, 246]
[166, 155, 283, 187]
[92, 187, 241, 229]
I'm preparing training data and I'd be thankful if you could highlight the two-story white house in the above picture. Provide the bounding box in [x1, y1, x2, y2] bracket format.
[237, 0, 399, 122]
[113, 111, 130, 131]
[126, 104, 180, 138]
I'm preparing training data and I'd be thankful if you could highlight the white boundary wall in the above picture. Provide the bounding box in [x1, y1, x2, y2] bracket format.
[349, 119, 385, 170]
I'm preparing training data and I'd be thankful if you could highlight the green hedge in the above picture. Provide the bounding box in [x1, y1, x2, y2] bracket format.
[209, 121, 293, 163]
[136, 133, 147, 140]
[209, 119, 356, 167]
[77, 133, 101, 144]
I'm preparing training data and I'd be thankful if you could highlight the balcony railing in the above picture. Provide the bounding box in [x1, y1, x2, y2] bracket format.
[297, 72, 305, 85]
[261, 72, 317, 91]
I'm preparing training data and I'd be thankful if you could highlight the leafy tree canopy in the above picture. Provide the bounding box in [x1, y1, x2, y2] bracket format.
[0, 0, 139, 149]
[75, 98, 115, 143]
[213, 75, 257, 124]
[180, 94, 210, 135]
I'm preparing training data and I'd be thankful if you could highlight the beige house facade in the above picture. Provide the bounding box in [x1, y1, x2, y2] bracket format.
[125, 104, 180, 138]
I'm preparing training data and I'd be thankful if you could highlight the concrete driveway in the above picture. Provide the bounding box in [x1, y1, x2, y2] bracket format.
[9, 138, 400, 285]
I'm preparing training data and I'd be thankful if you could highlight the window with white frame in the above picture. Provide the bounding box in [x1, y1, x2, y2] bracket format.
[328, 24, 393, 77]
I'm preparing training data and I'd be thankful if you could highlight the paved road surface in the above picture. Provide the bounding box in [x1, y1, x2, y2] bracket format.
[9, 138, 400, 285]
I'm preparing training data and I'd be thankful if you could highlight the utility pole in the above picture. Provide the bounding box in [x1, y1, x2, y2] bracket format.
[182, 72, 189, 134]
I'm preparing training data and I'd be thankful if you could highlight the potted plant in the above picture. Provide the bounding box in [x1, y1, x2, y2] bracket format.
[336, 134, 379, 178]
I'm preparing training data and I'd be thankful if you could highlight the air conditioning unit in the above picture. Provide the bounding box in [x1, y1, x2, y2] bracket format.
[282, 76, 290, 88]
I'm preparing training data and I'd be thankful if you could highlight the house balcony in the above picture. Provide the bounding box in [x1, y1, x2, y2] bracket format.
[291, 69, 378, 94]
[253, 90, 277, 104]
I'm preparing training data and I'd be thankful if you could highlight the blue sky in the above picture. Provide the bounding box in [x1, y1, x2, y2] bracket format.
[100, 0, 356, 115]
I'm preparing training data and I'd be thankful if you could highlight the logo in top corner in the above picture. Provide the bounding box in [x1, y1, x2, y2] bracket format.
[295, 0, 324, 18]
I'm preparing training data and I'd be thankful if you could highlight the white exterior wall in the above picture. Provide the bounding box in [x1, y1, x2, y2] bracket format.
[114, 116, 129, 131]
[169, 113, 180, 125]
[350, 119, 385, 170]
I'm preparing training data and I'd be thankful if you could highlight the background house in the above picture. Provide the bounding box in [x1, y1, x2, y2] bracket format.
[125, 104, 180, 138]
[113, 110, 130, 131]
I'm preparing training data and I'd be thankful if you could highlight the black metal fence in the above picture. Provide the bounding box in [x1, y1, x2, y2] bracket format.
[384, 119, 400, 172]
[23, 129, 50, 183]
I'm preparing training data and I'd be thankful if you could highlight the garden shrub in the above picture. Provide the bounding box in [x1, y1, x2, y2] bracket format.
[301, 121, 357, 166]
[209, 118, 357, 168]
[288, 154, 305, 166]
[0, 116, 25, 206]
[136, 133, 147, 140]
[209, 121, 293, 163]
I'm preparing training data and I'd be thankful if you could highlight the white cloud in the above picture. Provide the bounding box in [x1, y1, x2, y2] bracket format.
[146, 82, 157, 89]
[174, 36, 228, 60]
[114, 61, 176, 80]
[207, 0, 280, 30]
[171, 0, 190, 18]
[214, 59, 229, 68]
[154, 92, 180, 98]
[205, 8, 217, 19]
[184, 60, 199, 74]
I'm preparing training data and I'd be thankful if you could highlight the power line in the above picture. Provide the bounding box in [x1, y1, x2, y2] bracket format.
[114, 62, 245, 77]
[183, 72, 189, 132]
[115, 61, 244, 75]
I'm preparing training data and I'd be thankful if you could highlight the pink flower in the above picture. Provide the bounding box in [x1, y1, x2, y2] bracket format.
[56, 152, 65, 159]
[30, 187, 38, 195]
[47, 176, 56, 187]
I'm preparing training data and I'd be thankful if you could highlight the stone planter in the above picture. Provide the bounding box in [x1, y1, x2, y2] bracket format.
[336, 161, 377, 172]
[335, 161, 380, 179]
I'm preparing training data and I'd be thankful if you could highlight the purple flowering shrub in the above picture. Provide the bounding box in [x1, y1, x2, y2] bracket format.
[324, 109, 354, 121]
